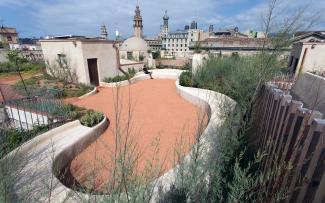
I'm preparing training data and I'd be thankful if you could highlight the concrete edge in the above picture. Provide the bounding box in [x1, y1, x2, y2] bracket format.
[4, 120, 81, 159]
[52, 117, 109, 190]
[99, 69, 184, 88]
[78, 86, 98, 99]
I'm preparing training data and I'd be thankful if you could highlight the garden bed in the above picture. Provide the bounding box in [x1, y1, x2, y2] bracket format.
[12, 74, 94, 98]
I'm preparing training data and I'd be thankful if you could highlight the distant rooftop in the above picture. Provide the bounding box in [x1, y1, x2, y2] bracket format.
[0, 26, 18, 34]
[41, 35, 115, 43]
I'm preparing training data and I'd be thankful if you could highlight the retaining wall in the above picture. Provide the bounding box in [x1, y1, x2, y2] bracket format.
[291, 72, 325, 115]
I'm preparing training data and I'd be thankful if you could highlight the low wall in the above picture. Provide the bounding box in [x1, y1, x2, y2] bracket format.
[5, 106, 49, 129]
[292, 72, 325, 115]
[7, 118, 109, 202]
[52, 117, 109, 190]
[100, 69, 184, 88]
[78, 86, 98, 99]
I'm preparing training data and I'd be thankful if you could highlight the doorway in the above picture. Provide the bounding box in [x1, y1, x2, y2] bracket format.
[87, 58, 99, 86]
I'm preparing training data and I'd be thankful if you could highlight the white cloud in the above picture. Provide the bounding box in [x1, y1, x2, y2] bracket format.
[1, 0, 324, 37]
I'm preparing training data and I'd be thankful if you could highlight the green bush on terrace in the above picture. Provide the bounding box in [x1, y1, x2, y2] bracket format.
[0, 125, 49, 158]
[80, 110, 104, 127]
[12, 74, 94, 98]
[180, 55, 281, 111]
[173, 54, 283, 202]
[103, 68, 136, 83]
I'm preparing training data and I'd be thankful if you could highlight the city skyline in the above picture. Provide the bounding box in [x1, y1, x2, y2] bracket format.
[0, 0, 324, 38]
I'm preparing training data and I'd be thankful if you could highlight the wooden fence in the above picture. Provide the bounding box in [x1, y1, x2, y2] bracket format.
[256, 80, 325, 203]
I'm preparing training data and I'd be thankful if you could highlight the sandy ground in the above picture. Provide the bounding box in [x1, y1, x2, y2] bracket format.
[68, 79, 207, 191]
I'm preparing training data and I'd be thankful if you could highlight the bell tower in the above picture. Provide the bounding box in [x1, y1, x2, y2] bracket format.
[133, 2, 143, 38]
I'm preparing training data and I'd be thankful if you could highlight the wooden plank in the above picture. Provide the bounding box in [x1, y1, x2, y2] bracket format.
[295, 119, 325, 202]
[261, 86, 277, 150]
[312, 161, 325, 203]
[268, 95, 292, 173]
[263, 89, 284, 172]
[277, 100, 303, 166]
[282, 110, 323, 202]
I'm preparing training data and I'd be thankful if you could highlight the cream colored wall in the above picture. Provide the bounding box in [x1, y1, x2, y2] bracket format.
[298, 43, 325, 74]
[80, 42, 118, 82]
[40, 41, 87, 83]
[41, 40, 118, 85]
[119, 50, 148, 63]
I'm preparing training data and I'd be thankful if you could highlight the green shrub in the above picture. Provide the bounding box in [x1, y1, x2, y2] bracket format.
[103, 68, 136, 83]
[181, 63, 192, 71]
[179, 71, 193, 87]
[0, 125, 49, 158]
[80, 110, 104, 127]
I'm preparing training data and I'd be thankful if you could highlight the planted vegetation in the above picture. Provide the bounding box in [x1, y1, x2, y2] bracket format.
[0, 125, 49, 158]
[0, 50, 44, 74]
[103, 68, 136, 83]
[12, 74, 93, 98]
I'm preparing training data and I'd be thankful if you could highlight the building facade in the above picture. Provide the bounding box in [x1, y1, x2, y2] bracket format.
[145, 39, 162, 51]
[288, 42, 325, 76]
[40, 37, 118, 86]
[190, 37, 271, 56]
[161, 14, 208, 58]
[0, 26, 18, 48]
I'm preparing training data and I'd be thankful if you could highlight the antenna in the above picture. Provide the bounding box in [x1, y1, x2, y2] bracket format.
[137, 0, 139, 6]
[0, 18, 4, 28]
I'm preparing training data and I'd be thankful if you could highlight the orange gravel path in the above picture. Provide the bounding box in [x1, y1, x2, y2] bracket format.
[69, 79, 207, 191]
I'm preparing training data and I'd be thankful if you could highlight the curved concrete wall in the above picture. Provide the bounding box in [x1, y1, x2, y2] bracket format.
[10, 69, 236, 202]
[52, 117, 109, 185]
[78, 86, 98, 99]
[100, 69, 184, 88]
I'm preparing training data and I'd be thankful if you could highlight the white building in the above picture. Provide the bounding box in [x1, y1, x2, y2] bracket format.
[161, 17, 207, 58]
[40, 37, 119, 86]
[289, 42, 325, 76]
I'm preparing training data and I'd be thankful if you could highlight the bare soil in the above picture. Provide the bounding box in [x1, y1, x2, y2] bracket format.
[68, 79, 208, 192]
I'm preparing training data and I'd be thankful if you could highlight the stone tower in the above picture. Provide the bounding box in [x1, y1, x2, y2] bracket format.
[190, 21, 198, 29]
[100, 24, 108, 40]
[133, 4, 143, 38]
[160, 10, 169, 38]
[209, 24, 214, 33]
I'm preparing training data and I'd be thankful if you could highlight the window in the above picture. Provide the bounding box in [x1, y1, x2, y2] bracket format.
[127, 52, 133, 60]
[181, 44, 183, 47]
[7, 36, 12, 42]
[185, 44, 187, 47]
[57, 54, 67, 68]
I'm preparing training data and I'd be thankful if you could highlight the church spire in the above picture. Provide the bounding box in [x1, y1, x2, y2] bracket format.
[133, 2, 143, 38]
[100, 24, 108, 40]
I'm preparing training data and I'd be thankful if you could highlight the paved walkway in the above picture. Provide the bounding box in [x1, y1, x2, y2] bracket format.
[69, 79, 207, 192]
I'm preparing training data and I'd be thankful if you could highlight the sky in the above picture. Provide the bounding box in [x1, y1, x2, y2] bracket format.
[0, 0, 324, 39]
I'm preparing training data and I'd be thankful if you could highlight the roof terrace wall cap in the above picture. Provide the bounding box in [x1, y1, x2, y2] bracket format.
[39, 38, 116, 43]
